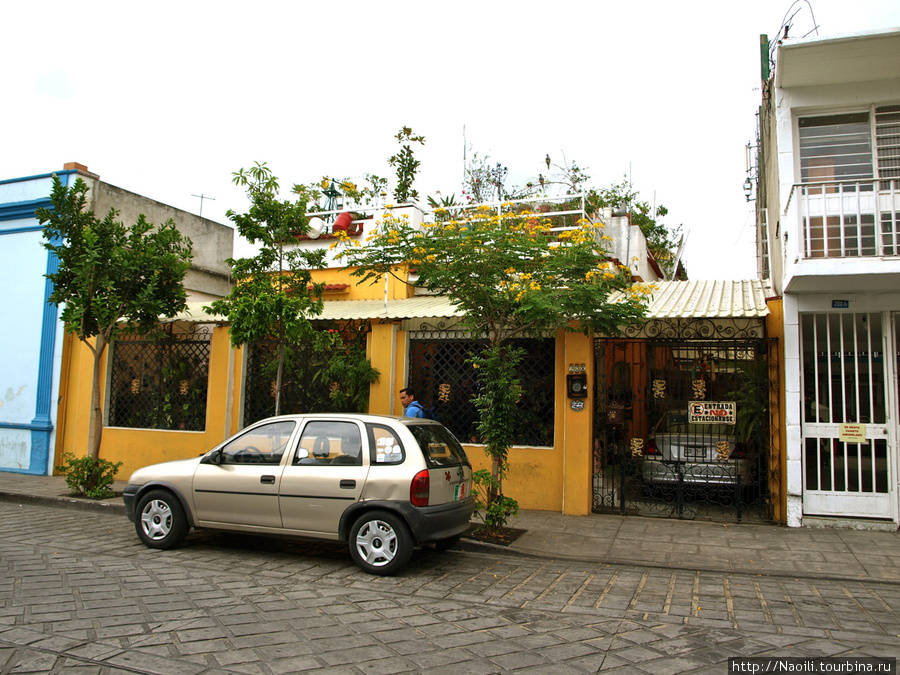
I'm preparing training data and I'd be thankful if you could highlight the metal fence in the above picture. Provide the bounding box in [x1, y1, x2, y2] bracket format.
[408, 333, 556, 447]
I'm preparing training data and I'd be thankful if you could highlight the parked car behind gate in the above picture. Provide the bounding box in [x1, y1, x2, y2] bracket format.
[641, 411, 752, 486]
[123, 414, 474, 575]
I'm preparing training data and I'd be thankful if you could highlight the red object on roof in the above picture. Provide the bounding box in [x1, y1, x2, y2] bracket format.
[332, 212, 353, 232]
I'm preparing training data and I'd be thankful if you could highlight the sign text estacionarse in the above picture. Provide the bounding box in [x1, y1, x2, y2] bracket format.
[689, 401, 736, 425]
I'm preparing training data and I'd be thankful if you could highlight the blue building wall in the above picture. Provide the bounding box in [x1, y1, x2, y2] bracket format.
[0, 169, 76, 475]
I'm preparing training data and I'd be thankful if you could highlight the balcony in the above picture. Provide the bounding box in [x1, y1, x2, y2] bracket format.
[782, 179, 900, 293]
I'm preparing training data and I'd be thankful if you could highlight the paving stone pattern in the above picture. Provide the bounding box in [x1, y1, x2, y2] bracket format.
[1, 503, 899, 674]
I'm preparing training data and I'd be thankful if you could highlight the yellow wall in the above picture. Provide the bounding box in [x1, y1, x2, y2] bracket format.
[366, 326, 593, 515]
[310, 266, 414, 302]
[54, 325, 238, 480]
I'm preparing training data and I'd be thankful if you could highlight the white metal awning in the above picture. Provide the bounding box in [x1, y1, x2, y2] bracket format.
[165, 279, 771, 324]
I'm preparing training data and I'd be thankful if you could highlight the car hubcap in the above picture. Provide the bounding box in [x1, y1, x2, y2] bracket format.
[355, 520, 397, 567]
[141, 500, 172, 540]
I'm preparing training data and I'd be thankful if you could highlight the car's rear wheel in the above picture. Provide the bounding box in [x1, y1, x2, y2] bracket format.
[349, 511, 412, 576]
[135, 489, 188, 549]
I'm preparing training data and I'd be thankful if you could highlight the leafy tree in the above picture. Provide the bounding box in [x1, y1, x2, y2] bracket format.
[388, 126, 425, 204]
[337, 205, 651, 531]
[208, 162, 329, 415]
[37, 176, 193, 460]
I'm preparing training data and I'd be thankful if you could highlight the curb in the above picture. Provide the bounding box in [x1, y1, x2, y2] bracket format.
[0, 491, 126, 514]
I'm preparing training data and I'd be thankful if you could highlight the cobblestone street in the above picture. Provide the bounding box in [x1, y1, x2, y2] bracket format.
[2, 502, 899, 674]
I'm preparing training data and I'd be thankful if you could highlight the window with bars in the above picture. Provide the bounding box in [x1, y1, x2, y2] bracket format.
[242, 322, 374, 427]
[407, 334, 556, 447]
[875, 105, 900, 180]
[108, 328, 211, 431]
[799, 113, 873, 184]
[797, 105, 900, 258]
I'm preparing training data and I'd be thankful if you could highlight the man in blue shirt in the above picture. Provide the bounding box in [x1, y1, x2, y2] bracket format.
[399, 387, 424, 418]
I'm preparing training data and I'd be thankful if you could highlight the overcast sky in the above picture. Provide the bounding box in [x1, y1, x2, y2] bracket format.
[4, 0, 900, 280]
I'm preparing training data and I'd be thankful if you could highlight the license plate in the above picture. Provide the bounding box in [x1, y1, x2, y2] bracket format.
[454, 482, 468, 500]
[685, 447, 707, 460]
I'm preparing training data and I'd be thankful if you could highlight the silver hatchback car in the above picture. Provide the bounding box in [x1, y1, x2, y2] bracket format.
[124, 414, 474, 575]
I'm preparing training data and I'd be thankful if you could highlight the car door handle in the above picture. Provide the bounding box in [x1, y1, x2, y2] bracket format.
[260, 475, 276, 484]
[340, 480, 356, 489]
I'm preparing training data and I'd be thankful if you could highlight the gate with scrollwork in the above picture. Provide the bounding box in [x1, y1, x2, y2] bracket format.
[593, 318, 780, 522]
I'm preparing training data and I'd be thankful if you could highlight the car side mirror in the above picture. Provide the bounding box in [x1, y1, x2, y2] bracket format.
[201, 449, 223, 465]
[295, 448, 309, 461]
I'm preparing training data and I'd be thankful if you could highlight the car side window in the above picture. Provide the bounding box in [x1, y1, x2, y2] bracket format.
[294, 421, 363, 466]
[367, 424, 405, 464]
[220, 420, 296, 465]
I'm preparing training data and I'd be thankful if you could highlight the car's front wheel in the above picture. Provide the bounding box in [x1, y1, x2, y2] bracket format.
[135, 489, 188, 549]
[349, 511, 413, 576]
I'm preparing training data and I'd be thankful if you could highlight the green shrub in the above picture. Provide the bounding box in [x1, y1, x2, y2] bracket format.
[55, 454, 123, 499]
[471, 469, 519, 534]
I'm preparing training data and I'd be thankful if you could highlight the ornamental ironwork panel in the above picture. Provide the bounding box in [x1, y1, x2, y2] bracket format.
[408, 334, 555, 447]
[623, 317, 765, 340]
[108, 325, 212, 431]
[592, 337, 780, 523]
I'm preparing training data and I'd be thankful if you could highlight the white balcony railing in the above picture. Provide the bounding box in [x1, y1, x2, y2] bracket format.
[306, 193, 592, 239]
[785, 179, 900, 259]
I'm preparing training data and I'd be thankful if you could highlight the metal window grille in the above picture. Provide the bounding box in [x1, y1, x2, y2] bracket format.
[243, 322, 373, 427]
[108, 326, 211, 431]
[875, 105, 900, 180]
[799, 113, 873, 183]
[407, 333, 555, 447]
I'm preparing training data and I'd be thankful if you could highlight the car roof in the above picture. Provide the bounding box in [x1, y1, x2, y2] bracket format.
[250, 413, 442, 427]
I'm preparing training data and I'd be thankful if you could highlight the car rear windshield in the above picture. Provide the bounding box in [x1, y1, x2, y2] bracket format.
[408, 424, 471, 468]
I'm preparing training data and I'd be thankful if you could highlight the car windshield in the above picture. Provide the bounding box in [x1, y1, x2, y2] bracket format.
[408, 424, 471, 468]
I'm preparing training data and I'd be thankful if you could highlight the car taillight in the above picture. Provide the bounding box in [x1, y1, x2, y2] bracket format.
[644, 440, 660, 456]
[730, 442, 747, 459]
[410, 470, 430, 506]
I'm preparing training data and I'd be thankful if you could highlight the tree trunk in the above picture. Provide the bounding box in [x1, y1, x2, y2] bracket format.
[487, 453, 503, 529]
[87, 334, 107, 461]
[274, 341, 285, 416]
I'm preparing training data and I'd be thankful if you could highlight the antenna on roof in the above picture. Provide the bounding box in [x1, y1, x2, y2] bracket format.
[191, 193, 216, 218]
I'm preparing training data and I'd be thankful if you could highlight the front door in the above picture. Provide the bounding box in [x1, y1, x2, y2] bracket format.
[193, 419, 296, 529]
[801, 312, 895, 519]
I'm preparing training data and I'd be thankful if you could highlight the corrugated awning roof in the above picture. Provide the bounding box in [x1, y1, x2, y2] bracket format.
[166, 280, 771, 324]
[628, 279, 771, 319]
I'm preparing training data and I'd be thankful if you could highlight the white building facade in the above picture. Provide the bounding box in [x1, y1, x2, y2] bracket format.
[757, 28, 900, 526]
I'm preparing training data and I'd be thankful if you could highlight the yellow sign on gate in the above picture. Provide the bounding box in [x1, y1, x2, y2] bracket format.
[838, 424, 867, 444]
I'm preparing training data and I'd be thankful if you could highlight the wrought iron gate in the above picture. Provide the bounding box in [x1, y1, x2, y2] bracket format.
[593, 337, 779, 522]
